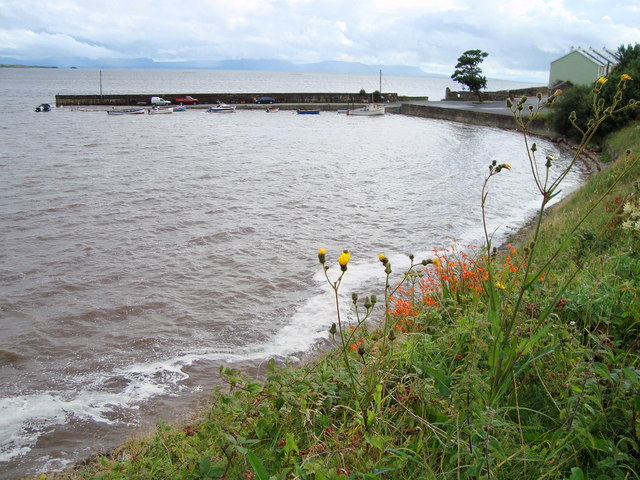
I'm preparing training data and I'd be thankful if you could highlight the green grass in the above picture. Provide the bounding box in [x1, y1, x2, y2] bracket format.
[44, 122, 640, 480]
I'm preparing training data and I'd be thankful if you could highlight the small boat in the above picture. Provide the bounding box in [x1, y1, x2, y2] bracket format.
[346, 104, 385, 116]
[265, 107, 280, 113]
[149, 106, 173, 114]
[207, 102, 236, 113]
[297, 109, 320, 115]
[35, 103, 51, 112]
[172, 105, 187, 112]
[107, 108, 146, 115]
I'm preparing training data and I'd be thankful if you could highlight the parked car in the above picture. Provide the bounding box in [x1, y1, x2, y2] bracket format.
[174, 96, 199, 104]
[150, 96, 171, 106]
[255, 97, 275, 104]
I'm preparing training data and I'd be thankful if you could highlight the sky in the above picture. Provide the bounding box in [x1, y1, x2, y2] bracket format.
[0, 0, 638, 82]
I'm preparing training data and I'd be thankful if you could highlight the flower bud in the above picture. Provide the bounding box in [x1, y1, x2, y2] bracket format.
[364, 296, 372, 309]
[388, 329, 396, 341]
[378, 253, 388, 265]
[329, 323, 337, 335]
[545, 154, 554, 168]
[370, 295, 377, 305]
[506, 98, 513, 108]
[318, 248, 326, 264]
[351, 292, 358, 304]
[408, 253, 414, 261]
[357, 346, 366, 356]
[531, 143, 537, 152]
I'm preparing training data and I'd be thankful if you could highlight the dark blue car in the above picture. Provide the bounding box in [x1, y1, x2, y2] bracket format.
[255, 97, 275, 104]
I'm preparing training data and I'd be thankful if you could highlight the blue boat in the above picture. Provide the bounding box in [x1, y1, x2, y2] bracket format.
[297, 109, 320, 115]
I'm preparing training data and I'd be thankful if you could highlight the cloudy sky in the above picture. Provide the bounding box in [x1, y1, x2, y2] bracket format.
[0, 0, 638, 81]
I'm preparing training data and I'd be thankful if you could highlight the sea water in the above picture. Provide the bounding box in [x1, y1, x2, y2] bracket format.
[0, 68, 579, 478]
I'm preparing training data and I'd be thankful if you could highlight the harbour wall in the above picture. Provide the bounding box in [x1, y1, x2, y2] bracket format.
[397, 103, 556, 139]
[55, 92, 400, 107]
[444, 86, 548, 102]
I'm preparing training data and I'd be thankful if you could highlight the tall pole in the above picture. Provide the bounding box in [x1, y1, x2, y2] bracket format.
[99, 70, 103, 97]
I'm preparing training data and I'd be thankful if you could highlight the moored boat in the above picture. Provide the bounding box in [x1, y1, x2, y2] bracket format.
[297, 109, 320, 115]
[207, 102, 236, 113]
[35, 103, 51, 112]
[107, 108, 146, 115]
[346, 104, 385, 116]
[265, 107, 280, 113]
[149, 106, 174, 114]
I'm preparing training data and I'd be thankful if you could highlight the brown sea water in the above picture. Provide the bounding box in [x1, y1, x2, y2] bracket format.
[0, 68, 581, 478]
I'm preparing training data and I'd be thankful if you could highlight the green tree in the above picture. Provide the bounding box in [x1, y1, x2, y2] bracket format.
[451, 49, 489, 102]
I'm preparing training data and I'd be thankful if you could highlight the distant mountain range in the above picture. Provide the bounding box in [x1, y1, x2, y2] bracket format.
[0, 56, 433, 76]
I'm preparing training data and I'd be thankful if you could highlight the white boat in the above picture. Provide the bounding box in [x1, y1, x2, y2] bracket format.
[107, 108, 146, 115]
[346, 104, 385, 116]
[207, 102, 236, 113]
[149, 106, 173, 114]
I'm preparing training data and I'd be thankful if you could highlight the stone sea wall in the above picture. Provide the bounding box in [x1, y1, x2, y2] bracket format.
[397, 103, 555, 139]
[444, 86, 548, 102]
[55, 92, 399, 107]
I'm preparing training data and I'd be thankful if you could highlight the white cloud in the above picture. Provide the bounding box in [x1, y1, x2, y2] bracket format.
[0, 0, 638, 81]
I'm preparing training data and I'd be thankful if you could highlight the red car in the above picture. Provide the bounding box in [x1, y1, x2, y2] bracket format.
[174, 96, 199, 104]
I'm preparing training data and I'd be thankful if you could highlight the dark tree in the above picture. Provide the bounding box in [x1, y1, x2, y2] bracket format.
[451, 49, 489, 102]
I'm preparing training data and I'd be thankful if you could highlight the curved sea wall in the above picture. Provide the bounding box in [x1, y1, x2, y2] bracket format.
[397, 103, 556, 139]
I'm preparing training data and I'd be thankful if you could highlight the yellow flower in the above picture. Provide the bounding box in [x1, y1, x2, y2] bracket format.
[338, 250, 350, 267]
[553, 89, 563, 96]
[597, 76, 608, 85]
[378, 253, 387, 263]
[431, 256, 441, 267]
[621, 73, 633, 81]
[318, 248, 327, 255]
[503, 163, 512, 170]
[495, 281, 506, 290]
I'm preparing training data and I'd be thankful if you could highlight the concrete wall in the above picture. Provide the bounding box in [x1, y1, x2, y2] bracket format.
[56, 92, 399, 107]
[444, 86, 548, 102]
[397, 103, 556, 139]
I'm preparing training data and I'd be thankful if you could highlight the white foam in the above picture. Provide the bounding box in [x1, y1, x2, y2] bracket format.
[0, 391, 123, 462]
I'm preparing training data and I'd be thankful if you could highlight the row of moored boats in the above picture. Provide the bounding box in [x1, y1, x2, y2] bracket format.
[36, 102, 386, 116]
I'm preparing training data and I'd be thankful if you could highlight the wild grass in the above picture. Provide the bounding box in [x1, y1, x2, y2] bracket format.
[45, 82, 640, 480]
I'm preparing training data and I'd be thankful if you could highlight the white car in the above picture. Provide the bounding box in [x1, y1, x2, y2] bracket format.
[150, 96, 170, 106]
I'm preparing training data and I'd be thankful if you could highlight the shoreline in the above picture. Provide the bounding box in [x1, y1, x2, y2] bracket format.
[31, 100, 603, 479]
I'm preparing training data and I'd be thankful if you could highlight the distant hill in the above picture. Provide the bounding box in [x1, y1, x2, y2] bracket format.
[0, 64, 58, 68]
[0, 56, 429, 76]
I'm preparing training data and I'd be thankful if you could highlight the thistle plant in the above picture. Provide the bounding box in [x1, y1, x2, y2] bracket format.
[482, 74, 638, 404]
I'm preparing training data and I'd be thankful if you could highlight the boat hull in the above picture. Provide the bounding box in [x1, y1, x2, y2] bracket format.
[107, 108, 146, 115]
[297, 109, 320, 115]
[346, 105, 385, 116]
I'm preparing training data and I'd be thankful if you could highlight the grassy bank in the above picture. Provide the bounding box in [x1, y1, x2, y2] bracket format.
[47, 102, 639, 480]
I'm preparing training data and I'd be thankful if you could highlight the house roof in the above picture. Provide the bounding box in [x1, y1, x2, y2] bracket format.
[553, 46, 620, 66]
